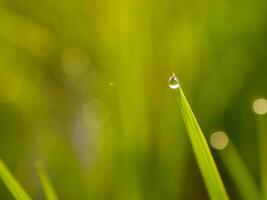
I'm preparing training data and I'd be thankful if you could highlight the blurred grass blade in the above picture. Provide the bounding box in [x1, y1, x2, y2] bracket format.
[173, 79, 228, 200]
[256, 114, 267, 199]
[36, 163, 58, 200]
[0, 159, 31, 200]
[219, 142, 261, 200]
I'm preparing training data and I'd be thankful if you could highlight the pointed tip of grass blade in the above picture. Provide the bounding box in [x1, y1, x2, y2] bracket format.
[35, 162, 58, 200]
[0, 159, 31, 200]
[173, 86, 229, 200]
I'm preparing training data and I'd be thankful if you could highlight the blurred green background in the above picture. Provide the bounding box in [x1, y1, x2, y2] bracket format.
[0, 0, 267, 199]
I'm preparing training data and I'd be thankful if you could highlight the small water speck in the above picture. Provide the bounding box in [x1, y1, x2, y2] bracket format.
[168, 73, 180, 89]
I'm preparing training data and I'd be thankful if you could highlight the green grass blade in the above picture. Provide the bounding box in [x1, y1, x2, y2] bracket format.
[0, 159, 31, 200]
[36, 163, 58, 200]
[174, 84, 228, 200]
[219, 142, 261, 200]
[256, 114, 267, 199]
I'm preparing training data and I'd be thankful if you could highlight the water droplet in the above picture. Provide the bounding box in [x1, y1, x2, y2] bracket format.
[168, 73, 180, 89]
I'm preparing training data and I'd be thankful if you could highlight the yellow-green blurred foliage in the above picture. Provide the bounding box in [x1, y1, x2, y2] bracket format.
[0, 0, 267, 199]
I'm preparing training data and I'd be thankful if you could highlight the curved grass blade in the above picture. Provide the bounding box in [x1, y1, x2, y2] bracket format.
[0, 159, 31, 200]
[36, 163, 58, 200]
[169, 74, 228, 200]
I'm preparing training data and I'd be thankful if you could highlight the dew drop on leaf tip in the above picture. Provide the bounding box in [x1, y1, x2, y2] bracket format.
[168, 73, 180, 89]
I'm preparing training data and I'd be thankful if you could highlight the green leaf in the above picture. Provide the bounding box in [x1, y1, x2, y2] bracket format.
[36, 162, 58, 200]
[176, 86, 229, 200]
[0, 159, 31, 200]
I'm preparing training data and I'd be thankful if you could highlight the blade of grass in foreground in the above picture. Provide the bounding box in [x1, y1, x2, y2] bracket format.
[36, 162, 58, 200]
[168, 74, 228, 200]
[0, 159, 31, 200]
